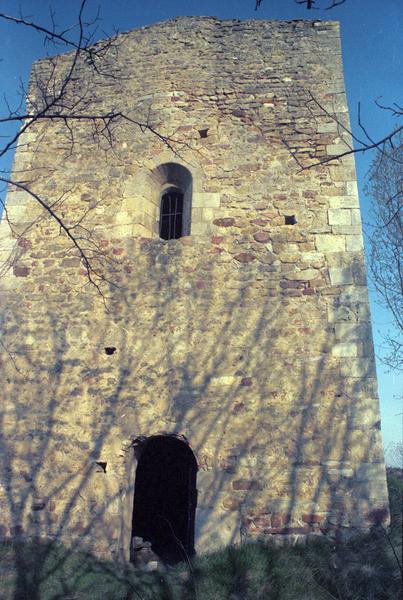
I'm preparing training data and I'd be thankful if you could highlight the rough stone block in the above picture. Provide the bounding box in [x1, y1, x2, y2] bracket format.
[329, 266, 353, 285]
[13, 265, 30, 277]
[285, 269, 319, 281]
[328, 196, 359, 208]
[315, 234, 345, 252]
[253, 231, 270, 243]
[335, 322, 372, 342]
[193, 192, 221, 208]
[331, 343, 358, 357]
[326, 143, 350, 156]
[340, 287, 369, 304]
[346, 235, 363, 251]
[327, 304, 356, 323]
[213, 217, 235, 227]
[332, 224, 362, 235]
[351, 209, 362, 224]
[328, 209, 351, 226]
[191, 222, 208, 235]
[346, 181, 359, 196]
[317, 122, 338, 133]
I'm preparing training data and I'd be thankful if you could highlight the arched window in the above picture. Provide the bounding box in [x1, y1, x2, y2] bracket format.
[159, 187, 184, 240]
[152, 163, 192, 240]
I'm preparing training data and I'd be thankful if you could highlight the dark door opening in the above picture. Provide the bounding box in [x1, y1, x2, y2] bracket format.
[131, 436, 197, 564]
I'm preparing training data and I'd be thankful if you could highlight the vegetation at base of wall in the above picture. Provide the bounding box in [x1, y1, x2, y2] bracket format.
[0, 469, 401, 600]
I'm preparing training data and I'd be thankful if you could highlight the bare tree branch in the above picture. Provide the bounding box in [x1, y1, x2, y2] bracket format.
[256, 0, 346, 9]
[282, 89, 403, 171]
[366, 131, 403, 370]
[0, 3, 192, 298]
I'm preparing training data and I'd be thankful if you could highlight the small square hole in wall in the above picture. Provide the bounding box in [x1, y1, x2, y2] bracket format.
[95, 461, 107, 473]
[104, 346, 116, 355]
[285, 215, 297, 225]
[198, 129, 209, 138]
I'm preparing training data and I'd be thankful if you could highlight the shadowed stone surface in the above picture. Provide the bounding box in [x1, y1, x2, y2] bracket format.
[0, 17, 389, 562]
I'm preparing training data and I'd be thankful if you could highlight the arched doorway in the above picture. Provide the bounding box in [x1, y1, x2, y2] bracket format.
[131, 435, 197, 564]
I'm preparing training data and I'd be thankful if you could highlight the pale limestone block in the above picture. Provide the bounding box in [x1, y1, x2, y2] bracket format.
[351, 209, 362, 224]
[191, 221, 208, 235]
[202, 207, 215, 221]
[331, 343, 358, 357]
[346, 181, 359, 196]
[0, 236, 16, 252]
[332, 224, 362, 235]
[357, 303, 371, 321]
[329, 196, 359, 208]
[4, 275, 34, 296]
[192, 192, 221, 208]
[335, 322, 371, 342]
[328, 302, 369, 323]
[346, 235, 364, 251]
[317, 121, 338, 133]
[309, 225, 332, 234]
[329, 266, 353, 286]
[5, 205, 31, 221]
[285, 269, 319, 281]
[315, 234, 345, 252]
[326, 143, 350, 155]
[327, 305, 357, 323]
[191, 207, 203, 222]
[3, 190, 28, 207]
[340, 358, 373, 378]
[328, 208, 351, 226]
[340, 287, 369, 304]
[140, 213, 154, 233]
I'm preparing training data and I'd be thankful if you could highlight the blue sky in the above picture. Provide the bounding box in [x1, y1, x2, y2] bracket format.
[0, 0, 402, 455]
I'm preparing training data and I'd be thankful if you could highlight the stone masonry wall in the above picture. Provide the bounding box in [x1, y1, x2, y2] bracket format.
[0, 17, 389, 560]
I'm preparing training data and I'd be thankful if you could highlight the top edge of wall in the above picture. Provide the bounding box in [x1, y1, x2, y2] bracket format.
[32, 17, 340, 66]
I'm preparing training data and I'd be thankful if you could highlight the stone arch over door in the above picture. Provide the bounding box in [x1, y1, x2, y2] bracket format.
[129, 434, 198, 564]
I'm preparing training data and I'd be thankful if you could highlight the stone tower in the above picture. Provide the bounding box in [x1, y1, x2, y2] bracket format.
[0, 17, 389, 562]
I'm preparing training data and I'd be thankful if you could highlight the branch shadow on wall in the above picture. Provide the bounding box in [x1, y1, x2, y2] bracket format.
[0, 230, 388, 598]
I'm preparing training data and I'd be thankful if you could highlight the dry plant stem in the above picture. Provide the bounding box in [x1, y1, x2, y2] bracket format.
[383, 527, 403, 574]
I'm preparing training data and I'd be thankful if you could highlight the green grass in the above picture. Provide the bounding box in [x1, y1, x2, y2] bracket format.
[1, 469, 401, 600]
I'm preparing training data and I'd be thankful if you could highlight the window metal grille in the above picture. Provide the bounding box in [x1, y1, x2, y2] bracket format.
[159, 190, 184, 240]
